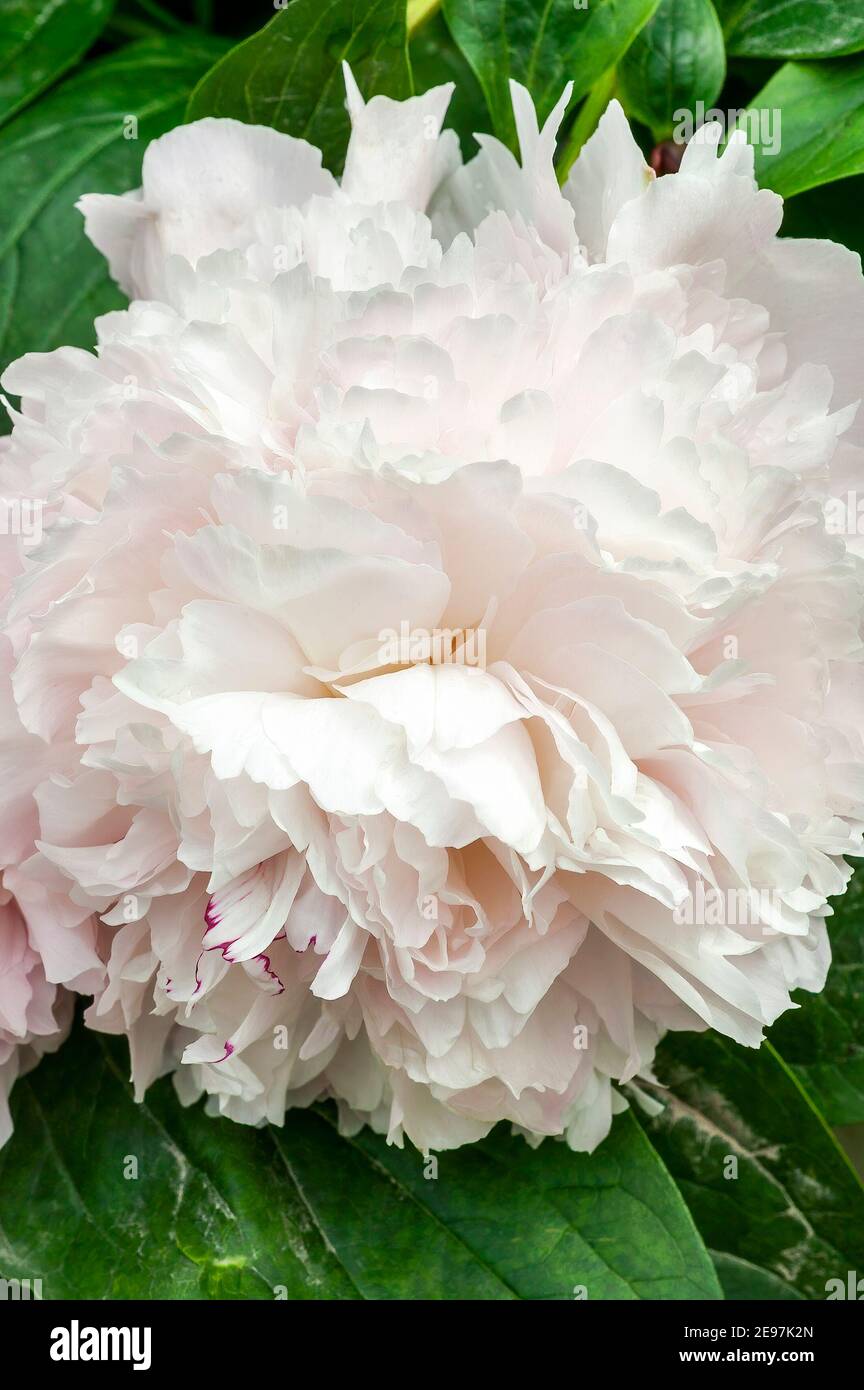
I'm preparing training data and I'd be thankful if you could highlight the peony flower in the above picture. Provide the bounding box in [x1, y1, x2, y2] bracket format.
[0, 69, 862, 1152]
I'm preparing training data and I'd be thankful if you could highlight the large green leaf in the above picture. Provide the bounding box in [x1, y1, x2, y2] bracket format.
[441, 0, 660, 150]
[774, 963, 864, 1124]
[769, 862, 864, 1126]
[0, 0, 116, 128]
[617, 0, 726, 139]
[0, 37, 226, 408]
[0, 1017, 721, 1300]
[639, 1031, 864, 1300]
[410, 9, 488, 157]
[746, 56, 864, 197]
[716, 0, 864, 60]
[186, 0, 412, 175]
[781, 174, 864, 262]
[103, 0, 203, 43]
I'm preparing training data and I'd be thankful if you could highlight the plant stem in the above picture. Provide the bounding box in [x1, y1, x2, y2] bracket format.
[556, 66, 617, 184]
[407, 0, 442, 37]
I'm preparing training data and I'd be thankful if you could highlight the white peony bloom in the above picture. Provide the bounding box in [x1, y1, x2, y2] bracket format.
[0, 71, 862, 1151]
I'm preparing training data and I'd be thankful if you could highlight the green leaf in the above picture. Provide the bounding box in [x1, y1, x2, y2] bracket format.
[716, 0, 864, 60]
[0, 37, 226, 408]
[638, 1031, 864, 1300]
[105, 0, 202, 43]
[770, 972, 864, 1128]
[822, 857, 864, 964]
[781, 174, 864, 262]
[441, 0, 660, 150]
[617, 0, 726, 140]
[186, 0, 412, 176]
[745, 56, 864, 197]
[410, 9, 488, 157]
[0, 1017, 721, 1300]
[0, 0, 116, 128]
[769, 862, 864, 1126]
[711, 1251, 806, 1299]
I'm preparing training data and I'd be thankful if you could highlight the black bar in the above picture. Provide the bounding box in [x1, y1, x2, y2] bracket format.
[2, 1295, 859, 1373]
